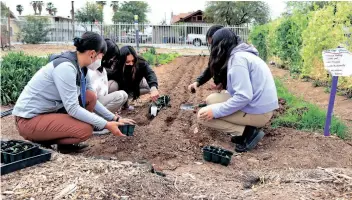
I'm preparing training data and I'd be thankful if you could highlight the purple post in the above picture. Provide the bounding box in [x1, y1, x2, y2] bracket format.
[324, 76, 339, 136]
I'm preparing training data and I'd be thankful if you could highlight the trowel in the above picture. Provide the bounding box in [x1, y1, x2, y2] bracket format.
[180, 103, 207, 111]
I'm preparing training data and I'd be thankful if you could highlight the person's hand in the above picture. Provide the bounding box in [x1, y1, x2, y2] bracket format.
[198, 107, 214, 121]
[150, 89, 160, 102]
[113, 112, 120, 121]
[188, 82, 199, 93]
[105, 121, 125, 136]
[119, 118, 136, 125]
[210, 83, 223, 91]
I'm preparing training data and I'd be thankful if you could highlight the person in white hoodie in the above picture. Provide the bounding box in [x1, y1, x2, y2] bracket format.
[88, 39, 128, 113]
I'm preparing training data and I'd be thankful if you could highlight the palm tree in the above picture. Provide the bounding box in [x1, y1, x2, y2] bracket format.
[110, 1, 119, 12]
[52, 7, 57, 16]
[96, 1, 106, 8]
[16, 4, 24, 15]
[30, 1, 38, 15]
[46, 2, 55, 15]
[37, 1, 44, 15]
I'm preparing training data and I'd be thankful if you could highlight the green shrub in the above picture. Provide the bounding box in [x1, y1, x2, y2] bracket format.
[142, 52, 156, 65]
[1, 52, 48, 105]
[141, 52, 179, 66]
[148, 47, 157, 55]
[19, 16, 50, 44]
[272, 78, 348, 139]
[275, 13, 308, 73]
[249, 25, 269, 61]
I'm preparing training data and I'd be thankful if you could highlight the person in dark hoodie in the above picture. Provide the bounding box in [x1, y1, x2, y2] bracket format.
[188, 25, 225, 93]
[197, 28, 279, 153]
[12, 32, 135, 153]
[108, 46, 159, 109]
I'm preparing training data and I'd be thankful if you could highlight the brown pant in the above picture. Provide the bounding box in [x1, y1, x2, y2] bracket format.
[15, 91, 97, 144]
[197, 93, 273, 134]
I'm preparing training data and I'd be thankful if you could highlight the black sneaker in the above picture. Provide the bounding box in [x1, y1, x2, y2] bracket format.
[234, 126, 265, 153]
[57, 143, 89, 154]
[231, 135, 244, 144]
[245, 129, 265, 151]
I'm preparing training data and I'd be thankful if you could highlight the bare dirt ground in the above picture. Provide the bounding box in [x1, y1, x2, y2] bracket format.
[1, 56, 352, 199]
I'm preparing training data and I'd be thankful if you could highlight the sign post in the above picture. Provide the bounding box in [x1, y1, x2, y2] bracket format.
[134, 15, 139, 54]
[322, 47, 352, 136]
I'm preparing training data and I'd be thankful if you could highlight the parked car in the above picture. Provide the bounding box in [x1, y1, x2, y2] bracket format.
[186, 34, 207, 46]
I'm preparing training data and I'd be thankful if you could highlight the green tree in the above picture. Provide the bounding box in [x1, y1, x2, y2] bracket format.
[20, 16, 50, 44]
[30, 1, 38, 15]
[46, 2, 56, 15]
[76, 2, 103, 23]
[110, 1, 119, 13]
[204, 1, 270, 25]
[37, 1, 44, 15]
[96, 1, 106, 8]
[112, 1, 149, 23]
[16, 4, 24, 15]
[286, 1, 331, 14]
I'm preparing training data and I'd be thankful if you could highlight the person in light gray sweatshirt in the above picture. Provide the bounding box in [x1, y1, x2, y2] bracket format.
[12, 32, 135, 153]
[197, 28, 279, 153]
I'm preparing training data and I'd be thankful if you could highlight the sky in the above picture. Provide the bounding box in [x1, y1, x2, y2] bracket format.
[4, 0, 287, 24]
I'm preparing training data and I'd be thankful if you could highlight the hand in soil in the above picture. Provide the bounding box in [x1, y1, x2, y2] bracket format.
[119, 118, 136, 125]
[105, 121, 126, 136]
[188, 82, 199, 93]
[150, 89, 160, 102]
[198, 107, 214, 121]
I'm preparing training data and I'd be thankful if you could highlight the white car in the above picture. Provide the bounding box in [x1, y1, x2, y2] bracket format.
[186, 34, 207, 47]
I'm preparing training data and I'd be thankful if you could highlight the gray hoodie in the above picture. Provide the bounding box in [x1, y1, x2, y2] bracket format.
[211, 43, 279, 118]
[12, 51, 114, 130]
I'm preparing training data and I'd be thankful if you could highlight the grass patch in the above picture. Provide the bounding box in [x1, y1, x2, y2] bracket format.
[142, 47, 179, 66]
[272, 78, 348, 139]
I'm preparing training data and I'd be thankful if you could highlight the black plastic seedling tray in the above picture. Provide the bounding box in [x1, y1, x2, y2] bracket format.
[119, 125, 135, 136]
[203, 146, 234, 166]
[1, 140, 52, 175]
[1, 148, 52, 175]
[1, 140, 39, 164]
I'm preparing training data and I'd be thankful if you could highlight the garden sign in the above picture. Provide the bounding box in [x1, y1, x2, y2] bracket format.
[322, 47, 352, 136]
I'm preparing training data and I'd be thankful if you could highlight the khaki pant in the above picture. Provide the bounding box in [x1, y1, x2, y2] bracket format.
[101, 80, 128, 112]
[197, 93, 273, 134]
[15, 91, 96, 144]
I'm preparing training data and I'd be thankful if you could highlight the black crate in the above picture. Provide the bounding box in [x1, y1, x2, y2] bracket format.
[1, 140, 39, 164]
[202, 146, 233, 166]
[1, 148, 52, 175]
[118, 125, 135, 136]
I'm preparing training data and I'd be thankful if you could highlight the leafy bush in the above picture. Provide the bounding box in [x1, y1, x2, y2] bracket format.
[275, 12, 308, 74]
[272, 79, 348, 139]
[141, 52, 179, 66]
[19, 16, 50, 44]
[248, 25, 269, 61]
[300, 2, 352, 88]
[1, 52, 48, 105]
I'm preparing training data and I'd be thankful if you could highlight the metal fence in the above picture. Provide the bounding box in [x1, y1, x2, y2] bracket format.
[2, 19, 249, 48]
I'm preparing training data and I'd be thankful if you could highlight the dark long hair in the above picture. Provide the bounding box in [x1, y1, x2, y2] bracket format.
[73, 31, 107, 54]
[209, 28, 242, 85]
[101, 38, 119, 69]
[118, 46, 147, 80]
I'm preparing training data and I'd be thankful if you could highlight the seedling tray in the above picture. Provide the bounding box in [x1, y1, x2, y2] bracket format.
[202, 146, 234, 166]
[119, 125, 135, 136]
[1, 148, 52, 175]
[1, 140, 39, 164]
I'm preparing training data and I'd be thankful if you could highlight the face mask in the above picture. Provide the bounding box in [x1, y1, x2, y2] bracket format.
[87, 56, 101, 71]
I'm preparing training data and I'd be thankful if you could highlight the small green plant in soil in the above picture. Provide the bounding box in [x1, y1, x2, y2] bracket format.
[272, 78, 348, 139]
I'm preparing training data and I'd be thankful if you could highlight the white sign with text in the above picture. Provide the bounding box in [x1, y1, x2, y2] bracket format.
[322, 47, 352, 76]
